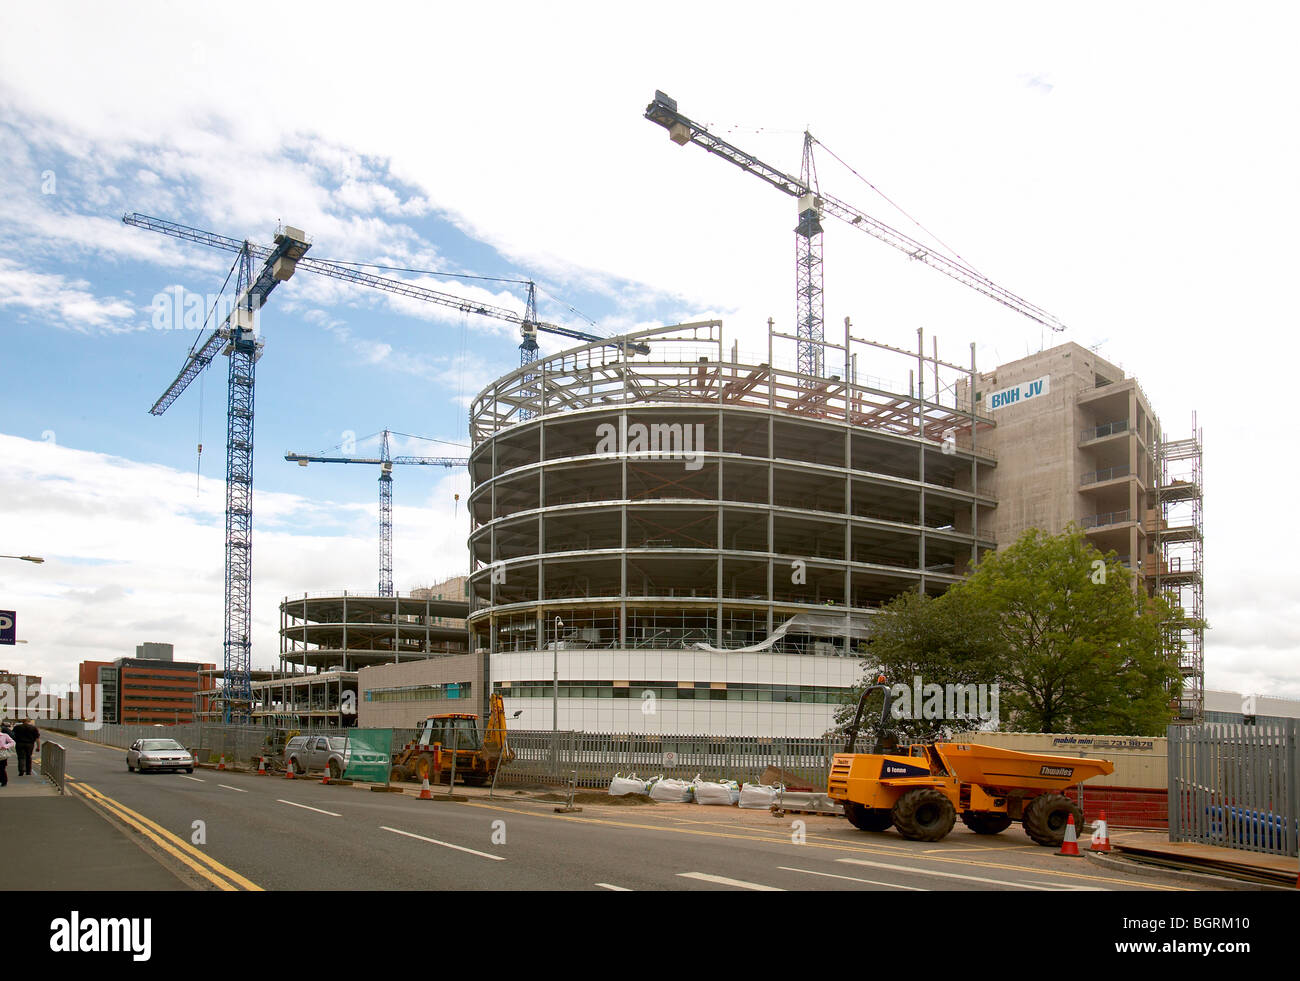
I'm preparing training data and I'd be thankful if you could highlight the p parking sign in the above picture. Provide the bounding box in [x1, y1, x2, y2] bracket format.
[0, 611, 14, 646]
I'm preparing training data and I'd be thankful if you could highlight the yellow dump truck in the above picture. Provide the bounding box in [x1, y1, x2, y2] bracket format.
[828, 683, 1114, 845]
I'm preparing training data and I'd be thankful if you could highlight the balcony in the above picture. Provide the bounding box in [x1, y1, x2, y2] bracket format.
[1080, 464, 1131, 486]
[1081, 509, 1132, 530]
[1081, 419, 1131, 443]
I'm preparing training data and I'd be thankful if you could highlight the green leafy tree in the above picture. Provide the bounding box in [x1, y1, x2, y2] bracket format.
[955, 527, 1181, 735]
[829, 587, 999, 743]
[829, 527, 1184, 741]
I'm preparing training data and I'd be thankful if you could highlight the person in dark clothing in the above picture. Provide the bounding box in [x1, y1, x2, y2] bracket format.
[12, 719, 39, 776]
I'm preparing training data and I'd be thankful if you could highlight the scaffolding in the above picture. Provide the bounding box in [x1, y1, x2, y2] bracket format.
[1157, 412, 1205, 722]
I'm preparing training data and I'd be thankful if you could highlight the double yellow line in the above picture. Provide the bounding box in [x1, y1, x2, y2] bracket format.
[73, 779, 262, 891]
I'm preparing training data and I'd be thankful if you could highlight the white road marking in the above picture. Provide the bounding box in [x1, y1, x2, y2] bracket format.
[838, 858, 1090, 891]
[380, 826, 506, 861]
[276, 799, 340, 817]
[218, 784, 248, 793]
[180, 776, 205, 783]
[676, 872, 784, 891]
[778, 866, 927, 890]
[595, 883, 632, 891]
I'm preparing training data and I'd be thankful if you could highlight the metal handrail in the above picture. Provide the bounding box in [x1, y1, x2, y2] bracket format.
[40, 739, 66, 794]
[1081, 464, 1131, 485]
[1081, 509, 1131, 529]
[1081, 419, 1130, 441]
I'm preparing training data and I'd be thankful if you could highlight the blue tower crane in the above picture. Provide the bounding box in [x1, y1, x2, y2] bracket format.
[140, 221, 310, 722]
[285, 430, 467, 596]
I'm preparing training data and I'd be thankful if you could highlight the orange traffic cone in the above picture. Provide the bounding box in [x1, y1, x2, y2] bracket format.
[284, 763, 295, 779]
[418, 773, 433, 800]
[1057, 813, 1082, 857]
[217, 754, 226, 770]
[321, 765, 330, 785]
[1089, 811, 1112, 853]
[257, 756, 267, 775]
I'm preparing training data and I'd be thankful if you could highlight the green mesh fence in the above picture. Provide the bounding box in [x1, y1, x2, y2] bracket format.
[344, 729, 393, 783]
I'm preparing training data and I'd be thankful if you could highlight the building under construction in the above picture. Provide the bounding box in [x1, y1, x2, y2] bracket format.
[966, 343, 1205, 720]
[467, 319, 996, 736]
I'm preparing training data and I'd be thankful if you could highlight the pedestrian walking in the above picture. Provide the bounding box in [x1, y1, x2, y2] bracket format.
[0, 727, 13, 787]
[12, 718, 39, 777]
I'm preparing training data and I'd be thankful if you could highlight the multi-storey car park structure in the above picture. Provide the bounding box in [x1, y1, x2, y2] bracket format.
[198, 585, 475, 728]
[467, 320, 997, 737]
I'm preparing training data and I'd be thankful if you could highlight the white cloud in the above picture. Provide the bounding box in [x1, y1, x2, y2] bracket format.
[0, 433, 470, 686]
[0, 258, 136, 330]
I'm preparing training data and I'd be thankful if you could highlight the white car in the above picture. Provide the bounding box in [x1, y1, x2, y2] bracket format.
[127, 737, 195, 774]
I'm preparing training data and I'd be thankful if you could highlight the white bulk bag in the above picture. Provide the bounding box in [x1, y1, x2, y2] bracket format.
[739, 783, 781, 809]
[693, 778, 739, 806]
[609, 773, 648, 796]
[649, 776, 693, 803]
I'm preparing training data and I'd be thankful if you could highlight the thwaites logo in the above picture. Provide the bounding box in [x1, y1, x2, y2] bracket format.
[1039, 765, 1074, 778]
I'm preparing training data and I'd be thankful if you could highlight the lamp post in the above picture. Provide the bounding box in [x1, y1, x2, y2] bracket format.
[552, 616, 563, 732]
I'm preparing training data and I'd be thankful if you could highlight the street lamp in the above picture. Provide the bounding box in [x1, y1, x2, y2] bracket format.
[1, 555, 44, 564]
[552, 616, 563, 733]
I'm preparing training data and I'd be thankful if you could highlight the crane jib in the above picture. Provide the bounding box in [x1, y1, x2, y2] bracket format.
[644, 93, 1065, 334]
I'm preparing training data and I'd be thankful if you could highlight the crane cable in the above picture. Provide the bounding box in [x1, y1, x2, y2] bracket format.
[810, 135, 986, 279]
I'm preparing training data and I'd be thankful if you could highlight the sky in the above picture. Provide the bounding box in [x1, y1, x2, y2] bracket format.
[1, 3, 1297, 699]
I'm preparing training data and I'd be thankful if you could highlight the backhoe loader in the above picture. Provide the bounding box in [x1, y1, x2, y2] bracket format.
[828, 681, 1114, 845]
[390, 691, 515, 786]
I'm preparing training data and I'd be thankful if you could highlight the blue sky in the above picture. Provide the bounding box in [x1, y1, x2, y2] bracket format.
[1, 3, 1297, 699]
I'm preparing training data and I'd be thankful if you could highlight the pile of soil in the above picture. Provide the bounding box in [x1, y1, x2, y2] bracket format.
[534, 791, 656, 806]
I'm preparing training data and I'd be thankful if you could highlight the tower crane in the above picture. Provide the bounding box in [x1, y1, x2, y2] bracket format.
[124, 214, 648, 367]
[127, 213, 646, 719]
[285, 430, 468, 597]
[643, 91, 1066, 378]
[138, 220, 311, 722]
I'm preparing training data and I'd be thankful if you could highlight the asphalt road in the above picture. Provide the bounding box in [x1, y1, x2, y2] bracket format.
[57, 735, 1204, 892]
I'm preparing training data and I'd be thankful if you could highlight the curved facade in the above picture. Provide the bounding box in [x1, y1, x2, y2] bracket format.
[467, 321, 997, 736]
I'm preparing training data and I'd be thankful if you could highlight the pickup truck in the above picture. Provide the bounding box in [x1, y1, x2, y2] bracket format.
[284, 735, 349, 779]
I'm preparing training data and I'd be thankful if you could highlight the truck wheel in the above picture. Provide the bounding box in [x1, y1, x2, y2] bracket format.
[390, 765, 409, 783]
[892, 788, 956, 842]
[328, 760, 342, 781]
[844, 801, 895, 832]
[960, 811, 1013, 835]
[1022, 793, 1084, 847]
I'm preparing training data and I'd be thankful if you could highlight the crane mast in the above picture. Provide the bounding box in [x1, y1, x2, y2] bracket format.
[140, 220, 310, 722]
[643, 91, 1066, 346]
[285, 433, 467, 596]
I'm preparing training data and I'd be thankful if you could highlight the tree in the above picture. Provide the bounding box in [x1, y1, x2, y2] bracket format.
[829, 587, 1000, 743]
[829, 527, 1183, 741]
[957, 527, 1181, 735]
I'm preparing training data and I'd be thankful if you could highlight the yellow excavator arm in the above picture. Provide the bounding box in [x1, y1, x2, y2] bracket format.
[482, 692, 514, 762]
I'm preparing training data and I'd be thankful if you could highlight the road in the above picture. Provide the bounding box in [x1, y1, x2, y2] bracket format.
[57, 735, 1203, 892]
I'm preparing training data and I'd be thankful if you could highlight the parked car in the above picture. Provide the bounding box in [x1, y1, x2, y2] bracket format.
[127, 738, 195, 773]
[284, 735, 350, 779]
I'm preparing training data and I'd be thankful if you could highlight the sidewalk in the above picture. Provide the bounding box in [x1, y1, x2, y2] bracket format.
[0, 768, 189, 890]
[1109, 829, 1298, 887]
